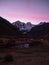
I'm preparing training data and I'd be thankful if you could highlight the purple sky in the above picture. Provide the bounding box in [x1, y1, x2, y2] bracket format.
[0, 0, 49, 24]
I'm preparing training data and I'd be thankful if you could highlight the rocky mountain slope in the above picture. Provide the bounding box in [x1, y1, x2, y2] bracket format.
[12, 21, 35, 33]
[27, 22, 49, 39]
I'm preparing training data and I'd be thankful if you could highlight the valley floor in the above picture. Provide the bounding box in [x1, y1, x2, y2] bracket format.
[0, 48, 49, 65]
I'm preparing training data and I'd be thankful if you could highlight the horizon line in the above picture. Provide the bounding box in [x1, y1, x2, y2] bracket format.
[0, 16, 49, 25]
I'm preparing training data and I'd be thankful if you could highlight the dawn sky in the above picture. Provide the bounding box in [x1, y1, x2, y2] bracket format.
[0, 0, 49, 24]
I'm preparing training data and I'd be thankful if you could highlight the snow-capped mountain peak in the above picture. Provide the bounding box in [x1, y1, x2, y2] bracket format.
[12, 21, 35, 33]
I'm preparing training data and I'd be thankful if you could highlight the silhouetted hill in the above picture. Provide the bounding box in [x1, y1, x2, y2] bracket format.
[27, 22, 49, 39]
[0, 17, 21, 36]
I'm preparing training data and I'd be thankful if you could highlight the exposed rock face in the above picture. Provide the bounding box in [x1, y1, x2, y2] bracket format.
[12, 21, 35, 34]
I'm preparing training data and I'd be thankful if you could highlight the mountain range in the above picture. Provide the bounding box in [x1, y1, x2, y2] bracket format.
[0, 16, 49, 39]
[12, 21, 35, 34]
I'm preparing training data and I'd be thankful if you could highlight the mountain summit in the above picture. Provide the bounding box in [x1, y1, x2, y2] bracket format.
[12, 21, 35, 33]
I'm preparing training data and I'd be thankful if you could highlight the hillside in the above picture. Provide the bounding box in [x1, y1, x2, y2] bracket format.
[0, 17, 21, 36]
[27, 22, 49, 39]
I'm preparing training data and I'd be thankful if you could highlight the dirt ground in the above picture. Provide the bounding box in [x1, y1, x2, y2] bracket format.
[0, 48, 49, 65]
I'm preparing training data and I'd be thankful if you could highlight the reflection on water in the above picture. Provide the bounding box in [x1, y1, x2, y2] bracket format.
[15, 44, 29, 48]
